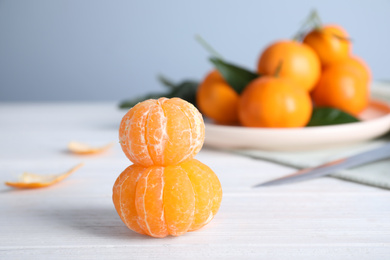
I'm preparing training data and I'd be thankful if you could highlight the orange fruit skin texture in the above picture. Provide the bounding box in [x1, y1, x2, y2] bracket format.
[119, 98, 205, 167]
[112, 159, 223, 238]
[303, 25, 351, 67]
[312, 65, 369, 116]
[324, 55, 371, 84]
[238, 76, 313, 128]
[196, 70, 239, 125]
[257, 40, 321, 92]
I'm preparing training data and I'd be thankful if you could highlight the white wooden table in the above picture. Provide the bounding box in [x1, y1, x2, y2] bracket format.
[1, 102, 390, 259]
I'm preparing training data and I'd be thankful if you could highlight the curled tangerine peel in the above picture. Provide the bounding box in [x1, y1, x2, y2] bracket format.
[5, 163, 84, 189]
[68, 141, 114, 155]
[119, 98, 205, 167]
[112, 159, 222, 238]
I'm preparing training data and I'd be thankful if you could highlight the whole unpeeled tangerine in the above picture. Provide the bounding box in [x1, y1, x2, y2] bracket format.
[239, 76, 313, 128]
[112, 159, 222, 237]
[257, 40, 321, 92]
[303, 25, 351, 66]
[196, 70, 239, 125]
[311, 65, 368, 116]
[119, 98, 205, 167]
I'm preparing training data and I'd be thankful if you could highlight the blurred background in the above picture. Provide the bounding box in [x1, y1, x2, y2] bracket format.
[0, 0, 389, 102]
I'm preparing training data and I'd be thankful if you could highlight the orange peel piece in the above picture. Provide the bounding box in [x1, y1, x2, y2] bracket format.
[5, 163, 84, 189]
[68, 141, 114, 155]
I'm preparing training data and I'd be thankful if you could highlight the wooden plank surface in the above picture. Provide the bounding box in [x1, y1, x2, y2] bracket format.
[1, 102, 390, 259]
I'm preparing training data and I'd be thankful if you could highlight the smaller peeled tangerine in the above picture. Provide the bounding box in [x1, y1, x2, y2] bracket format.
[112, 159, 222, 237]
[119, 98, 205, 167]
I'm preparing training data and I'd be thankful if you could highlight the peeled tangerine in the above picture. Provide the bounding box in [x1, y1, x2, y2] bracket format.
[114, 97, 222, 238]
[119, 97, 205, 167]
[113, 159, 222, 237]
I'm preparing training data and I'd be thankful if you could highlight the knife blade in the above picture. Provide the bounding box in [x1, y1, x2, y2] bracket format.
[253, 142, 390, 188]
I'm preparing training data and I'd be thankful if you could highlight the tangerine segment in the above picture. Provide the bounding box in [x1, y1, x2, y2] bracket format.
[135, 167, 168, 238]
[68, 141, 114, 155]
[163, 165, 196, 236]
[180, 159, 222, 231]
[119, 100, 155, 166]
[112, 164, 146, 235]
[119, 98, 205, 167]
[5, 163, 84, 189]
[144, 103, 168, 165]
[196, 70, 239, 125]
[160, 98, 204, 166]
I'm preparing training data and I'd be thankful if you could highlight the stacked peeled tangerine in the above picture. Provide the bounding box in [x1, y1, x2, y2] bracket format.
[113, 97, 222, 237]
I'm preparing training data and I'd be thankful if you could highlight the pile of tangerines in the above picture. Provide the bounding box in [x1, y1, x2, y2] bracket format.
[197, 18, 371, 128]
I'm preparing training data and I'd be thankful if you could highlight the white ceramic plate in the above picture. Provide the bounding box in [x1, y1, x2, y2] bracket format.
[204, 84, 390, 151]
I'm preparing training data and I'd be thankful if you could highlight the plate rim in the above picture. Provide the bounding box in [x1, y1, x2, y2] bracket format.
[203, 83, 390, 150]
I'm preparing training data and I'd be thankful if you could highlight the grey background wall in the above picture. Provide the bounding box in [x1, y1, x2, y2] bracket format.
[1, 0, 389, 102]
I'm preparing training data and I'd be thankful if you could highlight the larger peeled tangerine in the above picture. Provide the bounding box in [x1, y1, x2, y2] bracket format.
[119, 98, 205, 167]
[112, 159, 222, 237]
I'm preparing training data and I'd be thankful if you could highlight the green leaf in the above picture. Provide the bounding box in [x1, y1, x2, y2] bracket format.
[293, 9, 322, 41]
[210, 57, 259, 94]
[118, 76, 199, 109]
[307, 107, 360, 127]
[119, 92, 167, 109]
[157, 75, 177, 89]
[169, 80, 199, 107]
[195, 34, 224, 60]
